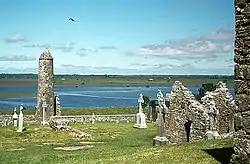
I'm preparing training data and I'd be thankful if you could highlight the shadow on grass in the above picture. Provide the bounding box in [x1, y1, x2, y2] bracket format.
[203, 147, 234, 164]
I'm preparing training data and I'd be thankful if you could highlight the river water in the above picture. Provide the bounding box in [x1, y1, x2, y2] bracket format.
[0, 85, 235, 110]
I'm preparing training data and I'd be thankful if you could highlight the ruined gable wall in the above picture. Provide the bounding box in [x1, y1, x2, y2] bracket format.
[201, 82, 236, 134]
[165, 81, 207, 144]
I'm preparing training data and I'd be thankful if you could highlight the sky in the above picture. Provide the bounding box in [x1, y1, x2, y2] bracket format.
[0, 0, 235, 75]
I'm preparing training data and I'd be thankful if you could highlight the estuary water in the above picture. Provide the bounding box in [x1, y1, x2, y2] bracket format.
[0, 85, 235, 110]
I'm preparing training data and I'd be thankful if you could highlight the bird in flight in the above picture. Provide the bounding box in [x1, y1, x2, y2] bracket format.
[69, 17, 75, 22]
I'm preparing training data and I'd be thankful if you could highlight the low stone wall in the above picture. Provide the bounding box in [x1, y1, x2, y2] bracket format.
[50, 114, 136, 123]
[0, 114, 136, 126]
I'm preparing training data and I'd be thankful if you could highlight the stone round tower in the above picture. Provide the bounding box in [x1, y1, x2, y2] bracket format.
[35, 48, 54, 124]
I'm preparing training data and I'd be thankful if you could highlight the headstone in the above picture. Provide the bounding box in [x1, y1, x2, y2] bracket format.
[153, 106, 169, 146]
[149, 100, 158, 122]
[133, 93, 147, 129]
[91, 113, 95, 124]
[12, 108, 18, 127]
[156, 90, 168, 123]
[41, 102, 49, 126]
[17, 104, 25, 133]
[55, 95, 61, 116]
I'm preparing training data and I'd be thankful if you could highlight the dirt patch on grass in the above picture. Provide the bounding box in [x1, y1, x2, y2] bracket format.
[54, 145, 94, 151]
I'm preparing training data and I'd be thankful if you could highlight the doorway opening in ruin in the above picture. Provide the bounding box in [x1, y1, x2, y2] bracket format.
[184, 120, 192, 142]
[53, 96, 56, 116]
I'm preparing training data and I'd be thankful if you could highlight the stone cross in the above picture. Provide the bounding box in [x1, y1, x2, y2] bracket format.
[134, 93, 147, 129]
[17, 105, 24, 132]
[12, 108, 18, 127]
[208, 101, 219, 131]
[157, 90, 167, 112]
[153, 105, 169, 146]
[138, 93, 144, 113]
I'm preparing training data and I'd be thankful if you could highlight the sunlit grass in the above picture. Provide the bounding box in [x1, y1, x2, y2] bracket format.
[0, 122, 233, 164]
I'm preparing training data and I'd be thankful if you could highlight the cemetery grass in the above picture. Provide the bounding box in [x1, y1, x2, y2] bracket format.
[0, 122, 233, 164]
[0, 107, 138, 115]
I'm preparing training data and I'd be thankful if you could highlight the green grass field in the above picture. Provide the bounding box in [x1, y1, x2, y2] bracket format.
[0, 122, 233, 164]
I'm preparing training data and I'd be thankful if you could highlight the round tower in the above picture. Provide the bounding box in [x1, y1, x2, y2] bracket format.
[35, 48, 54, 124]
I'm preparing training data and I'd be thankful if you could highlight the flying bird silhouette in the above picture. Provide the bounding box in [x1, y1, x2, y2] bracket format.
[69, 17, 75, 22]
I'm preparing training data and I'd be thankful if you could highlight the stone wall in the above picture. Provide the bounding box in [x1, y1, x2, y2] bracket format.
[35, 49, 54, 123]
[165, 81, 207, 144]
[0, 114, 136, 126]
[0, 115, 36, 126]
[201, 81, 236, 134]
[231, 0, 250, 163]
[50, 114, 135, 123]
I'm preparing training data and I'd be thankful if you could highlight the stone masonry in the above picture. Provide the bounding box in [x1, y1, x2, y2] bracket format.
[165, 81, 207, 144]
[35, 49, 55, 123]
[231, 0, 250, 163]
[201, 81, 236, 134]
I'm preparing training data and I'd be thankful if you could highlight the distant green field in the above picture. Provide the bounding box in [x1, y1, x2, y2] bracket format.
[0, 74, 235, 87]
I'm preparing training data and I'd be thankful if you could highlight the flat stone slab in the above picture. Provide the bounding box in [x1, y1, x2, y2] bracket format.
[43, 142, 64, 145]
[7, 148, 25, 151]
[54, 145, 94, 151]
[80, 141, 104, 144]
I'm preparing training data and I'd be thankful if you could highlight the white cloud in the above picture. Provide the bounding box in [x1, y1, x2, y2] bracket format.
[0, 55, 36, 61]
[22, 42, 76, 53]
[128, 29, 234, 60]
[98, 46, 117, 50]
[4, 34, 27, 43]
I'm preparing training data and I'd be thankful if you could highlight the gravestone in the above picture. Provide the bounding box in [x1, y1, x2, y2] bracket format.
[17, 104, 25, 133]
[133, 93, 147, 129]
[153, 106, 169, 146]
[41, 102, 49, 126]
[156, 90, 168, 123]
[12, 108, 18, 127]
[54, 95, 61, 116]
[92, 113, 95, 124]
[149, 100, 158, 122]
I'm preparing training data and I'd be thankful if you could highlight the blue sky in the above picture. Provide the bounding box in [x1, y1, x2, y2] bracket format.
[0, 0, 235, 75]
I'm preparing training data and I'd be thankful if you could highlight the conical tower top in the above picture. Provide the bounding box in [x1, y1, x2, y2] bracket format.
[39, 48, 53, 60]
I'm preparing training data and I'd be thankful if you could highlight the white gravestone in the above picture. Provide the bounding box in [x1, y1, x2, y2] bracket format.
[41, 102, 49, 126]
[17, 104, 25, 132]
[134, 93, 147, 129]
[156, 90, 168, 124]
[12, 108, 18, 127]
[92, 113, 95, 124]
